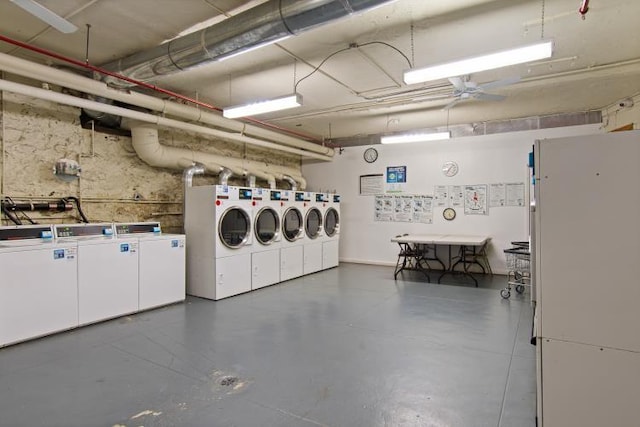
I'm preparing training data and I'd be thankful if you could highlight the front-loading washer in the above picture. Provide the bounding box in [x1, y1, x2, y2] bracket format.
[0, 225, 78, 347]
[280, 190, 304, 281]
[251, 188, 282, 290]
[185, 184, 253, 300]
[302, 191, 324, 275]
[322, 193, 341, 269]
[55, 223, 138, 325]
[114, 222, 186, 311]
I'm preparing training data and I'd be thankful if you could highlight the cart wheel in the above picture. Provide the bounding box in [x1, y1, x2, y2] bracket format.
[516, 284, 525, 294]
[500, 289, 511, 299]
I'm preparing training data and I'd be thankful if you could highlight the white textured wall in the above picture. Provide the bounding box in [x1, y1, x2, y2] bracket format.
[0, 92, 300, 231]
[302, 124, 603, 273]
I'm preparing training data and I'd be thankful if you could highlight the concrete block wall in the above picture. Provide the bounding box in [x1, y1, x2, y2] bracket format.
[0, 92, 300, 232]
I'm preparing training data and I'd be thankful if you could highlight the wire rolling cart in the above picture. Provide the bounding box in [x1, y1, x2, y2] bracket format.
[501, 242, 530, 299]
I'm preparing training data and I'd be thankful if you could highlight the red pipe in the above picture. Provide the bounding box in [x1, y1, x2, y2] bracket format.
[0, 34, 328, 145]
[579, 0, 589, 17]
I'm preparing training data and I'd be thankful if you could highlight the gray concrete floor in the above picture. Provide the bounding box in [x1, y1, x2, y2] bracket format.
[0, 263, 535, 427]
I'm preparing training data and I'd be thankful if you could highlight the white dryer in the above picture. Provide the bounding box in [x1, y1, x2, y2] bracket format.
[114, 222, 186, 311]
[280, 190, 304, 281]
[251, 188, 282, 290]
[322, 194, 341, 269]
[302, 191, 324, 275]
[55, 223, 138, 325]
[185, 184, 253, 300]
[0, 225, 78, 347]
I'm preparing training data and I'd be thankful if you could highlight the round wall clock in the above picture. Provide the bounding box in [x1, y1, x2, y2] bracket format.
[363, 147, 378, 163]
[442, 161, 459, 177]
[443, 207, 456, 221]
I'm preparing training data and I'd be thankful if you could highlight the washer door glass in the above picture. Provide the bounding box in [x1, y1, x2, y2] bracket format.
[305, 207, 322, 239]
[255, 207, 280, 245]
[283, 208, 303, 242]
[324, 208, 339, 237]
[219, 207, 250, 248]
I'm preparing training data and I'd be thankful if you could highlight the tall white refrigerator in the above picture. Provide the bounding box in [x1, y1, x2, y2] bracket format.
[533, 131, 640, 426]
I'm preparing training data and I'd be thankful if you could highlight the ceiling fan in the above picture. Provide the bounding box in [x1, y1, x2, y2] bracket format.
[442, 76, 520, 110]
[10, 0, 77, 33]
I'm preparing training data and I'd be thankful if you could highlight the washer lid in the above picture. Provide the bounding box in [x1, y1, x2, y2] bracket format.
[324, 207, 340, 237]
[305, 207, 323, 239]
[282, 207, 303, 242]
[254, 206, 280, 245]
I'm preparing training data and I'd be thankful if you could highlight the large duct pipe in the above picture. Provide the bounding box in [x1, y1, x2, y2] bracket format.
[126, 122, 305, 189]
[282, 175, 298, 191]
[246, 175, 257, 188]
[0, 52, 333, 156]
[101, 0, 396, 85]
[182, 163, 205, 231]
[0, 78, 332, 162]
[219, 168, 233, 186]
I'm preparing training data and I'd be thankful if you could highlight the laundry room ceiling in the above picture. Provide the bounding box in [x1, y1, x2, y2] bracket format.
[1, 0, 638, 143]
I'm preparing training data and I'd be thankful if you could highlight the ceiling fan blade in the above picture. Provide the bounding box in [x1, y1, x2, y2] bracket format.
[448, 77, 467, 92]
[479, 76, 521, 91]
[474, 93, 506, 101]
[10, 0, 78, 33]
[442, 98, 462, 110]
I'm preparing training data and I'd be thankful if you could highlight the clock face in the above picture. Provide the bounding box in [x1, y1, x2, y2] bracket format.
[442, 161, 459, 177]
[363, 147, 378, 163]
[443, 207, 456, 221]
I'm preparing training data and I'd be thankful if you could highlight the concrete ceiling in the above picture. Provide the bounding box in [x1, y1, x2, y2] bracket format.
[1, 0, 638, 142]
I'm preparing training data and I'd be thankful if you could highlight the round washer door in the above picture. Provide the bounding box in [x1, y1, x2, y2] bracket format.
[282, 207, 303, 242]
[254, 206, 280, 245]
[218, 207, 251, 248]
[305, 207, 322, 239]
[324, 207, 340, 237]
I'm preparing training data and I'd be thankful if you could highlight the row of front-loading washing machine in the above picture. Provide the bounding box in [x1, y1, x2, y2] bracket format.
[0, 222, 185, 348]
[185, 184, 340, 300]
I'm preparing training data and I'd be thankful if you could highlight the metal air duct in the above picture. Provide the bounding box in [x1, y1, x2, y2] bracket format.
[101, 0, 396, 85]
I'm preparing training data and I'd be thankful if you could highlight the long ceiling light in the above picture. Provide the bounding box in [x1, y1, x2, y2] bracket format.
[404, 41, 553, 85]
[223, 94, 302, 119]
[10, 0, 78, 33]
[381, 131, 451, 144]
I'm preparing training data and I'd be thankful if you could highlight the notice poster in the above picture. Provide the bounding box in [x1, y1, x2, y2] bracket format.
[374, 195, 394, 221]
[464, 184, 488, 215]
[386, 166, 407, 193]
[413, 195, 434, 224]
[394, 194, 413, 222]
[505, 182, 526, 207]
[450, 185, 464, 207]
[489, 183, 506, 207]
[434, 185, 449, 207]
[360, 174, 384, 195]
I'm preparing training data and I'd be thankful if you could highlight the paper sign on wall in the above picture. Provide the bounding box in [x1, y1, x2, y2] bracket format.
[413, 195, 434, 224]
[450, 185, 464, 207]
[489, 183, 506, 207]
[464, 184, 488, 215]
[434, 185, 449, 207]
[505, 182, 526, 206]
[374, 195, 394, 221]
[386, 166, 406, 193]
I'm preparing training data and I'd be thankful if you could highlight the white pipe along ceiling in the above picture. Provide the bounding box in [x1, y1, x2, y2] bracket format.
[0, 78, 308, 189]
[0, 52, 333, 158]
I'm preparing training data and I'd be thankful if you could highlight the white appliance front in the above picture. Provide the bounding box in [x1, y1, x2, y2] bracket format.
[56, 223, 140, 325]
[322, 194, 340, 269]
[115, 222, 186, 311]
[303, 192, 323, 275]
[0, 226, 78, 347]
[185, 185, 253, 300]
[280, 190, 304, 281]
[251, 188, 282, 290]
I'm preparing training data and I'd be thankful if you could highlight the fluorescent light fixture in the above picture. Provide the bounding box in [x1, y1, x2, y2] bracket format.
[223, 93, 302, 118]
[404, 41, 553, 85]
[10, 0, 78, 33]
[381, 131, 451, 144]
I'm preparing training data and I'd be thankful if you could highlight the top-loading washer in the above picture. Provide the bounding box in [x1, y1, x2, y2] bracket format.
[55, 223, 138, 325]
[251, 188, 282, 290]
[302, 191, 324, 275]
[185, 184, 253, 300]
[322, 193, 341, 269]
[0, 225, 78, 347]
[114, 222, 186, 311]
[280, 190, 304, 281]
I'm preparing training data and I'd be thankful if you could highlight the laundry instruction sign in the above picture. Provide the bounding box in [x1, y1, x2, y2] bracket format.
[386, 165, 406, 193]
